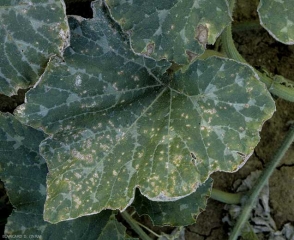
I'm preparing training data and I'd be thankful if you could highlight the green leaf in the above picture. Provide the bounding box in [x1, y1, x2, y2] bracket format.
[0, 0, 69, 96]
[7, 210, 113, 240]
[258, 0, 294, 44]
[0, 113, 117, 239]
[132, 178, 212, 226]
[98, 214, 136, 240]
[15, 1, 275, 224]
[105, 0, 232, 64]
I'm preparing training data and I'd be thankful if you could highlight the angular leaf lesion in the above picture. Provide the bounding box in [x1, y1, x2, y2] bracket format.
[195, 24, 209, 47]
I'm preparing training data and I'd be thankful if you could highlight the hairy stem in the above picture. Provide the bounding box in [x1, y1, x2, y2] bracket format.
[121, 211, 152, 240]
[229, 124, 294, 240]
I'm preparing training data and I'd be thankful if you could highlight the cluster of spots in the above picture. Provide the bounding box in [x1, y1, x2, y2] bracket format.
[74, 75, 82, 87]
[172, 58, 274, 173]
[71, 149, 93, 163]
[73, 195, 82, 209]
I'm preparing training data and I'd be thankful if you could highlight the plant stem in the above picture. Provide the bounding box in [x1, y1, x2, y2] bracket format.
[221, 24, 246, 64]
[229, 124, 294, 240]
[210, 188, 244, 204]
[134, 220, 161, 238]
[121, 211, 152, 240]
[197, 50, 226, 60]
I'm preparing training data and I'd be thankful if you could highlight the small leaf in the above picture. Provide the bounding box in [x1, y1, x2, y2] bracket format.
[0, 0, 69, 96]
[132, 178, 213, 226]
[0, 113, 115, 239]
[99, 214, 137, 240]
[15, 1, 275, 224]
[258, 0, 294, 44]
[105, 0, 231, 64]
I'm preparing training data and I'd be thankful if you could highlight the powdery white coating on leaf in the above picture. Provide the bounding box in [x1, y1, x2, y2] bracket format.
[15, 1, 275, 224]
[105, 0, 232, 64]
[0, 0, 69, 96]
[258, 0, 294, 44]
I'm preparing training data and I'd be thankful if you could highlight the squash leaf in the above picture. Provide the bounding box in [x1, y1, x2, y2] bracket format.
[105, 0, 232, 64]
[258, 0, 294, 44]
[0, 113, 123, 239]
[15, 1, 275, 224]
[98, 214, 137, 240]
[0, 0, 69, 96]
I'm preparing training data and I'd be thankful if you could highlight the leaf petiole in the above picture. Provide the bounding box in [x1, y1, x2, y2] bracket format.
[121, 211, 152, 240]
[210, 188, 244, 204]
[133, 219, 162, 238]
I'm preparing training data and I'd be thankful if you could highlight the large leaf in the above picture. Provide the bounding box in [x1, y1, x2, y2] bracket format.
[0, 0, 69, 96]
[258, 0, 294, 44]
[132, 178, 212, 226]
[15, 1, 275, 224]
[0, 113, 120, 239]
[105, 0, 231, 64]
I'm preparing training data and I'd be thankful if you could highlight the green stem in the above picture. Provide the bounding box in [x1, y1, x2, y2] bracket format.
[221, 24, 246, 64]
[121, 211, 152, 240]
[210, 188, 244, 204]
[197, 50, 226, 60]
[134, 220, 161, 238]
[229, 124, 294, 240]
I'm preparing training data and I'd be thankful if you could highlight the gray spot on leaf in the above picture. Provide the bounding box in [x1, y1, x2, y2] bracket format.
[186, 50, 198, 62]
[195, 24, 208, 46]
[143, 42, 155, 56]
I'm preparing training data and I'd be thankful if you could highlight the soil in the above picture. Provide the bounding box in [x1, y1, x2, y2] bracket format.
[1, 0, 293, 239]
